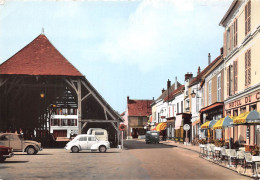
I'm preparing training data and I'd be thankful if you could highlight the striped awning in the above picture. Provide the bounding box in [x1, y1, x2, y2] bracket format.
[213, 116, 233, 129]
[201, 120, 217, 129]
[233, 110, 260, 124]
[156, 122, 167, 131]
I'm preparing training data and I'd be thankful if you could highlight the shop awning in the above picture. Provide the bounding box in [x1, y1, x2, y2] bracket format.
[201, 121, 210, 129]
[234, 110, 260, 124]
[246, 110, 260, 123]
[233, 112, 250, 124]
[156, 122, 167, 131]
[213, 116, 233, 129]
[201, 120, 217, 129]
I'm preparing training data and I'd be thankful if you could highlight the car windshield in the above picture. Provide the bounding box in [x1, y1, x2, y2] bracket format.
[70, 137, 79, 143]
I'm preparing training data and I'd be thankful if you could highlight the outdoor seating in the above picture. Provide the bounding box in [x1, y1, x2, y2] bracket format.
[228, 149, 237, 167]
[220, 147, 228, 165]
[210, 145, 216, 160]
[236, 150, 245, 168]
[244, 152, 254, 175]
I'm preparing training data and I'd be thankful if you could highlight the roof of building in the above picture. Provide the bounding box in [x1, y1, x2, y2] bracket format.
[0, 34, 83, 76]
[164, 85, 185, 102]
[219, 0, 242, 27]
[189, 54, 223, 87]
[156, 81, 182, 101]
[127, 99, 153, 116]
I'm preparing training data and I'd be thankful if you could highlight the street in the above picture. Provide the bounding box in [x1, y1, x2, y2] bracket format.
[0, 140, 249, 180]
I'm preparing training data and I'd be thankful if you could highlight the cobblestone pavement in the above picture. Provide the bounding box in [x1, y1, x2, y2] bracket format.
[0, 140, 250, 180]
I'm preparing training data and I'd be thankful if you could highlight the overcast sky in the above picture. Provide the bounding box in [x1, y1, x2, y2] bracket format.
[0, 0, 232, 113]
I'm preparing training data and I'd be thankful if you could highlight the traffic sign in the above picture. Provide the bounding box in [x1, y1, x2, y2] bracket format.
[119, 124, 126, 131]
[183, 124, 190, 131]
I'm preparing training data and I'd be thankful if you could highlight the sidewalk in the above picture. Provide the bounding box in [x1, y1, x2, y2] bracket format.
[159, 140, 253, 178]
[160, 140, 200, 153]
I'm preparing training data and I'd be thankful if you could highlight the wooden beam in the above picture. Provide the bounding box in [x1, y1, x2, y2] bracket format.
[111, 121, 120, 133]
[81, 119, 119, 123]
[0, 78, 8, 88]
[82, 122, 88, 131]
[77, 80, 82, 134]
[81, 80, 117, 120]
[64, 78, 78, 94]
[104, 110, 108, 120]
[81, 92, 91, 102]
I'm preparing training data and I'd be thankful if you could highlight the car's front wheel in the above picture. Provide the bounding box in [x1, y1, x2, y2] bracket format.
[99, 145, 107, 153]
[71, 146, 79, 153]
[26, 147, 36, 155]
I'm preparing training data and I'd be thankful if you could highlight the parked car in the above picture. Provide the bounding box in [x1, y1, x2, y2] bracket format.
[0, 133, 42, 155]
[65, 134, 110, 153]
[87, 128, 108, 141]
[145, 131, 160, 144]
[0, 145, 14, 162]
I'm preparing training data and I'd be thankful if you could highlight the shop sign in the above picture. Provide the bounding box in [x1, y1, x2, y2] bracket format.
[226, 91, 260, 109]
[246, 126, 250, 139]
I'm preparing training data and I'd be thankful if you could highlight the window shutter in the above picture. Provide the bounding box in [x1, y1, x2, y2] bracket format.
[245, 51, 248, 86]
[248, 0, 251, 33]
[234, 19, 238, 47]
[234, 61, 238, 92]
[245, 3, 248, 35]
[248, 49, 251, 85]
[223, 31, 227, 57]
[230, 24, 233, 50]
[227, 66, 230, 96]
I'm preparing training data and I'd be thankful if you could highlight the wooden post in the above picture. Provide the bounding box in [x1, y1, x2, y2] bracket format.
[77, 80, 82, 134]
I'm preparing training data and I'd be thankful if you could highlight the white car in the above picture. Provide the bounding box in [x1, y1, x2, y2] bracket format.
[65, 134, 110, 153]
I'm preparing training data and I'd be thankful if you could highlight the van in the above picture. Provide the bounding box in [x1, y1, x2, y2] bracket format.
[87, 128, 108, 141]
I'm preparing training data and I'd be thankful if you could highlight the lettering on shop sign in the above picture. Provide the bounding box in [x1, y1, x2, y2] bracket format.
[229, 100, 242, 108]
[257, 92, 260, 100]
[227, 91, 259, 109]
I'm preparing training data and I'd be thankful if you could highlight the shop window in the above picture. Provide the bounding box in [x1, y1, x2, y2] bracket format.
[52, 119, 59, 126]
[226, 110, 231, 116]
[240, 107, 246, 113]
[250, 104, 257, 111]
[233, 109, 238, 116]
[62, 119, 68, 126]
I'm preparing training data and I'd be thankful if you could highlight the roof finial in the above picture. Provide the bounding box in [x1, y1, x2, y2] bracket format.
[41, 27, 44, 34]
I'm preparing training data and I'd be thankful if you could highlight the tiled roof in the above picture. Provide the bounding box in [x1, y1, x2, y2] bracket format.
[0, 34, 83, 76]
[164, 85, 184, 102]
[189, 55, 223, 87]
[127, 99, 153, 116]
[156, 81, 182, 101]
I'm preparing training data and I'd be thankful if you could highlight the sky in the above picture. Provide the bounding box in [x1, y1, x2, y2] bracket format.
[0, 0, 232, 114]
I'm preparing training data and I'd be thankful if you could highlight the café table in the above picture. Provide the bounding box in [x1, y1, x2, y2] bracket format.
[252, 156, 260, 178]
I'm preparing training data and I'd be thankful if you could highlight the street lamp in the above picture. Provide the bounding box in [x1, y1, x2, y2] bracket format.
[40, 93, 45, 98]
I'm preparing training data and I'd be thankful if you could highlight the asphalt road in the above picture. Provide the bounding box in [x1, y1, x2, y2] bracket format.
[0, 140, 250, 180]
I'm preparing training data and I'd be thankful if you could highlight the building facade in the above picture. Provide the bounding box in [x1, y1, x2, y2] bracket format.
[220, 0, 260, 145]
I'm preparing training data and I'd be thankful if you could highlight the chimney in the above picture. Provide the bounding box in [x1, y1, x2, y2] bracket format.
[162, 88, 165, 94]
[152, 97, 154, 100]
[197, 66, 201, 75]
[175, 76, 178, 89]
[127, 96, 129, 103]
[167, 79, 171, 90]
[208, 53, 211, 65]
[220, 47, 223, 55]
[185, 73, 193, 81]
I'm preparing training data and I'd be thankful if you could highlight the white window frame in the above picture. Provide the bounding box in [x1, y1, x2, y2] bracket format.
[217, 74, 221, 102]
[208, 80, 212, 105]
